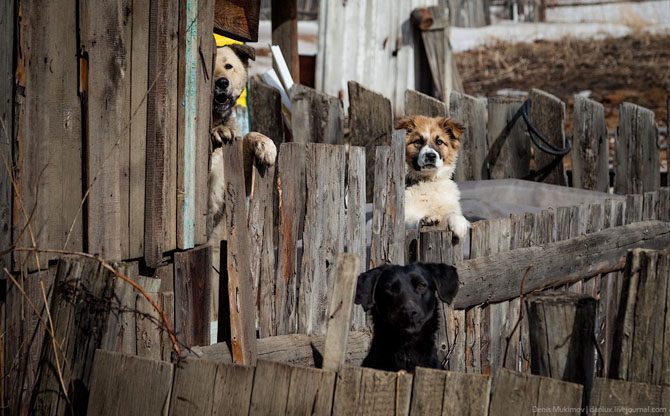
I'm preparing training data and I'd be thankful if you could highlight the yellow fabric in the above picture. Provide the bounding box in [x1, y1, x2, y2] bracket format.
[213, 34, 247, 107]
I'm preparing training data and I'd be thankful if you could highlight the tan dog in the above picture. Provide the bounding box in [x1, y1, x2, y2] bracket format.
[209, 45, 277, 229]
[397, 115, 470, 239]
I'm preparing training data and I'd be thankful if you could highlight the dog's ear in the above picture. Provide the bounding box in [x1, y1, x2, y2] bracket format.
[418, 263, 459, 304]
[395, 117, 416, 132]
[227, 44, 256, 66]
[355, 265, 389, 311]
[439, 118, 465, 140]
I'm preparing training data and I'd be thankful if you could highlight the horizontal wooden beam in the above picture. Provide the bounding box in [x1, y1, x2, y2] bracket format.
[189, 331, 372, 368]
[454, 221, 670, 309]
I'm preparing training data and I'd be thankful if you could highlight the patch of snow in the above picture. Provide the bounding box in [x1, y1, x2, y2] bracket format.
[546, 0, 670, 25]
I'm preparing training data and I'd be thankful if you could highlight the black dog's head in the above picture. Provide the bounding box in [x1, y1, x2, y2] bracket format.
[212, 44, 256, 123]
[355, 263, 459, 335]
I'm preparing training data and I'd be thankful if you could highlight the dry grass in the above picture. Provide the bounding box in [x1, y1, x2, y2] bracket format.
[455, 33, 670, 132]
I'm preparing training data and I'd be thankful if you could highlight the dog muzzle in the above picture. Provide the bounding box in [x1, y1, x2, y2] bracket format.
[417, 147, 443, 170]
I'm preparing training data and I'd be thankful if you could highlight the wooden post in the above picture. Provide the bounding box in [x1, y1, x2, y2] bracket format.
[322, 254, 360, 372]
[249, 77, 284, 148]
[410, 368, 491, 415]
[214, 0, 261, 42]
[221, 138, 256, 364]
[526, 291, 596, 405]
[332, 366, 413, 416]
[528, 89, 567, 186]
[610, 249, 669, 385]
[450, 91, 488, 181]
[174, 245, 212, 347]
[369, 131, 406, 268]
[290, 84, 343, 144]
[415, 7, 455, 103]
[272, 0, 299, 81]
[572, 95, 609, 192]
[348, 81, 393, 202]
[486, 96, 530, 179]
[615, 102, 659, 195]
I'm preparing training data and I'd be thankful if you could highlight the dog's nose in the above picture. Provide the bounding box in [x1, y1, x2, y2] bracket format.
[215, 77, 230, 90]
[424, 152, 437, 162]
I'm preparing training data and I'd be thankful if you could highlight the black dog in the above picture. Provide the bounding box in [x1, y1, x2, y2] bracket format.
[355, 263, 459, 372]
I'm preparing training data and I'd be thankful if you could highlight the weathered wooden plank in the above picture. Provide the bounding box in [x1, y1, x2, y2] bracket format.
[88, 351, 173, 416]
[221, 138, 256, 364]
[275, 143, 307, 335]
[299, 144, 346, 335]
[5, 267, 55, 414]
[249, 158, 276, 339]
[450, 91, 488, 181]
[99, 262, 139, 356]
[285, 365, 336, 416]
[291, 84, 343, 144]
[192, 331, 372, 368]
[31, 257, 118, 413]
[174, 245, 211, 348]
[159, 291, 175, 361]
[404, 89, 448, 118]
[272, 0, 299, 79]
[169, 358, 254, 416]
[135, 291, 163, 360]
[610, 249, 669, 385]
[214, 0, 261, 42]
[13, 0, 82, 271]
[454, 221, 670, 308]
[164, 0, 179, 255]
[370, 131, 406, 268]
[489, 369, 583, 416]
[144, 0, 177, 266]
[572, 95, 609, 192]
[643, 191, 658, 221]
[448, 0, 490, 27]
[332, 366, 412, 416]
[615, 102, 660, 194]
[127, 0, 149, 259]
[348, 81, 393, 202]
[82, 0, 132, 261]
[625, 194, 644, 225]
[249, 76, 284, 147]
[419, 9, 454, 103]
[345, 147, 367, 331]
[249, 360, 292, 416]
[528, 89, 567, 186]
[657, 188, 670, 222]
[323, 254, 360, 372]
[486, 96, 530, 179]
[526, 291, 596, 405]
[0, 0, 13, 272]
[410, 368, 491, 416]
[590, 378, 663, 413]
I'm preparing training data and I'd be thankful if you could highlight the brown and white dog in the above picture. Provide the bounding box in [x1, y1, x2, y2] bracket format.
[208, 44, 277, 229]
[398, 115, 470, 239]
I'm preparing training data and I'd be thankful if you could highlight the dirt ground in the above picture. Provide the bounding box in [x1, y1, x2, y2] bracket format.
[454, 33, 670, 132]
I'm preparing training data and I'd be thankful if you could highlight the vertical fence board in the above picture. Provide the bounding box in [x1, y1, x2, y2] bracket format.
[13, 0, 82, 271]
[404, 89, 448, 118]
[291, 84, 343, 144]
[486, 97, 529, 180]
[572, 95, 608, 192]
[221, 139, 256, 364]
[285, 366, 336, 416]
[0, 0, 13, 271]
[174, 245, 211, 348]
[87, 351, 174, 416]
[625, 194, 643, 225]
[450, 91, 488, 181]
[590, 378, 663, 412]
[332, 366, 412, 416]
[144, 0, 177, 266]
[369, 131, 406, 268]
[249, 160, 277, 339]
[345, 147, 367, 330]
[275, 143, 307, 335]
[529, 89, 567, 186]
[348, 81, 393, 202]
[643, 191, 658, 221]
[128, 0, 149, 259]
[615, 102, 660, 194]
[135, 291, 163, 360]
[299, 144, 346, 335]
[249, 360, 291, 416]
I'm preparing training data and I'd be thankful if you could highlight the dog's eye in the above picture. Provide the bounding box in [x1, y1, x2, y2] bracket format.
[415, 281, 427, 293]
[225, 63, 233, 70]
[435, 138, 444, 146]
